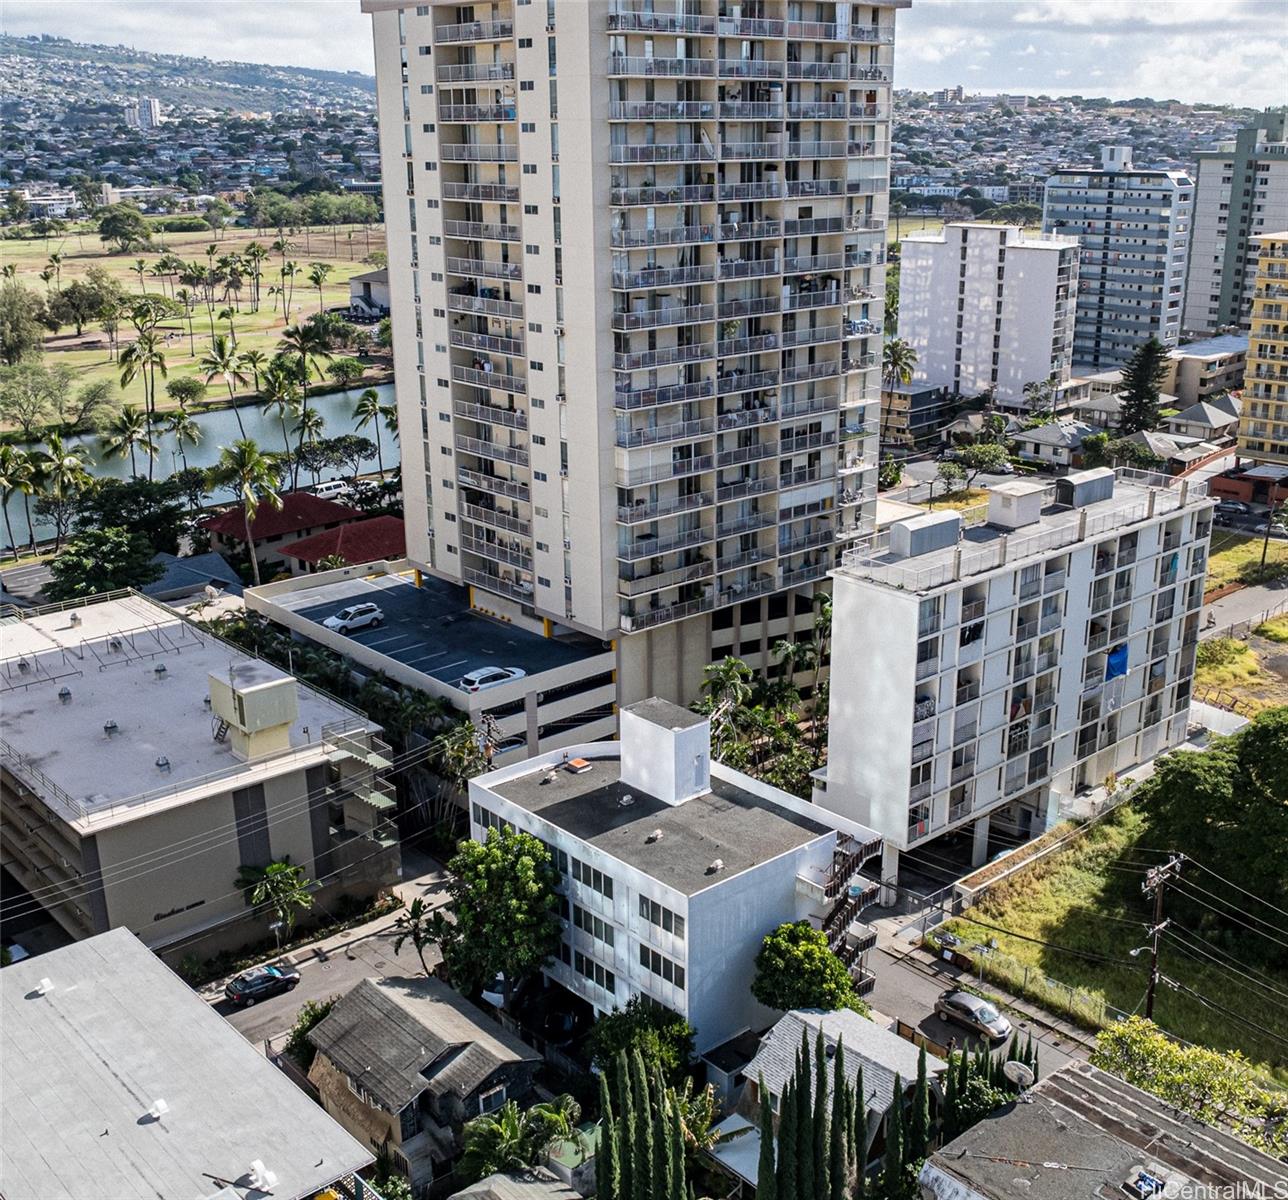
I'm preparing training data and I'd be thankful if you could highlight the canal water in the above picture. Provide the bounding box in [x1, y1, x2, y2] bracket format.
[4, 383, 399, 547]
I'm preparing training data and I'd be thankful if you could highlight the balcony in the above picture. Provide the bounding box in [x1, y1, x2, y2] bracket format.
[779, 527, 833, 555]
[609, 143, 713, 164]
[616, 379, 715, 410]
[955, 681, 980, 706]
[787, 140, 849, 159]
[719, 101, 785, 120]
[619, 526, 712, 561]
[613, 303, 716, 331]
[911, 739, 934, 765]
[618, 558, 714, 598]
[718, 574, 777, 605]
[1013, 657, 1035, 682]
[618, 491, 713, 524]
[440, 143, 517, 162]
[447, 290, 524, 320]
[450, 329, 524, 357]
[458, 468, 528, 502]
[461, 532, 532, 571]
[461, 503, 530, 538]
[717, 59, 785, 78]
[717, 440, 779, 467]
[781, 562, 827, 588]
[442, 181, 521, 203]
[606, 10, 715, 33]
[612, 183, 716, 207]
[455, 434, 528, 467]
[717, 510, 776, 537]
[612, 264, 714, 289]
[618, 454, 716, 487]
[615, 342, 713, 372]
[608, 55, 715, 78]
[436, 61, 515, 82]
[616, 417, 715, 448]
[718, 180, 787, 202]
[435, 18, 512, 41]
[716, 474, 775, 503]
[1015, 618, 1039, 642]
[454, 399, 527, 430]
[780, 430, 836, 454]
[951, 761, 975, 785]
[718, 368, 780, 396]
[915, 656, 940, 681]
[446, 256, 522, 282]
[1044, 570, 1066, 593]
[953, 721, 978, 746]
[611, 224, 714, 248]
[718, 406, 779, 431]
[462, 566, 533, 605]
[621, 592, 716, 632]
[452, 364, 526, 394]
[718, 257, 781, 280]
[443, 220, 520, 242]
[717, 545, 775, 573]
[608, 100, 715, 120]
[438, 104, 517, 123]
[784, 289, 844, 312]
[786, 179, 846, 198]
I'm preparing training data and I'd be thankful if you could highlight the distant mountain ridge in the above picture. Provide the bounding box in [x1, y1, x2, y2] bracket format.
[1, 33, 375, 112]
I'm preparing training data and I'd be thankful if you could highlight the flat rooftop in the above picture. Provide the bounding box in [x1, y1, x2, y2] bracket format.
[266, 573, 604, 689]
[838, 468, 1210, 594]
[489, 756, 833, 896]
[1174, 333, 1249, 359]
[921, 1060, 1288, 1200]
[0, 593, 369, 823]
[0, 927, 372, 1200]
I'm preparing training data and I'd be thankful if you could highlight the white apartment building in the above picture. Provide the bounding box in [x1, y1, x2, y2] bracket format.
[818, 468, 1211, 881]
[895, 222, 1078, 411]
[0, 594, 400, 959]
[363, 0, 904, 706]
[467, 698, 884, 1053]
[1044, 146, 1193, 371]
[1184, 111, 1288, 336]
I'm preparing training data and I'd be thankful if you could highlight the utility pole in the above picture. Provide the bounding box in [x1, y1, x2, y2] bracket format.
[1142, 855, 1184, 1019]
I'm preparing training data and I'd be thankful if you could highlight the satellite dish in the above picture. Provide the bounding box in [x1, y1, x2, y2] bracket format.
[1003, 1060, 1035, 1089]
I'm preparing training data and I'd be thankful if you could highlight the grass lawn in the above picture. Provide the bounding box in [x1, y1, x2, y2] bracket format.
[939, 802, 1288, 1085]
[1205, 529, 1288, 591]
[1193, 635, 1288, 712]
[922, 487, 990, 513]
[1255, 615, 1288, 642]
[2, 223, 388, 425]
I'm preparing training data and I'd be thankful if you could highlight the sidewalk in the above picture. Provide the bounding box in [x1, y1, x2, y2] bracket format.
[196, 852, 451, 1002]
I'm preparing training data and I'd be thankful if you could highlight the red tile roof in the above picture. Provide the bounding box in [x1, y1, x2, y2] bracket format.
[202, 491, 363, 542]
[279, 516, 406, 566]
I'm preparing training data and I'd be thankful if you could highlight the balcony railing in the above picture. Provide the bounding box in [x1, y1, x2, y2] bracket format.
[616, 379, 715, 409]
[454, 398, 527, 430]
[618, 491, 713, 524]
[452, 364, 526, 393]
[620, 594, 716, 632]
[446, 256, 522, 281]
[611, 224, 715, 248]
[616, 417, 716, 448]
[610, 143, 714, 164]
[609, 55, 715, 77]
[437, 61, 514, 82]
[619, 526, 712, 561]
[435, 18, 512, 41]
[455, 434, 528, 466]
[440, 143, 517, 162]
[461, 503, 530, 538]
[613, 304, 716, 331]
[457, 468, 529, 502]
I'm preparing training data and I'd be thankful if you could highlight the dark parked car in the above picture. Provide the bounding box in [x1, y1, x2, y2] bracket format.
[224, 963, 300, 1007]
[934, 989, 1013, 1042]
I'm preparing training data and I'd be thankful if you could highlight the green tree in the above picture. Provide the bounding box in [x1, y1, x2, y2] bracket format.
[118, 328, 168, 432]
[34, 432, 93, 549]
[165, 376, 208, 410]
[617, 1052, 636, 1200]
[458, 1095, 581, 1184]
[236, 857, 314, 943]
[435, 718, 487, 793]
[776, 1079, 798, 1200]
[0, 279, 50, 365]
[278, 321, 333, 485]
[326, 355, 364, 391]
[49, 278, 107, 336]
[0, 445, 38, 559]
[0, 362, 72, 437]
[598, 1073, 621, 1200]
[881, 1073, 905, 1200]
[206, 438, 282, 586]
[307, 261, 333, 313]
[907, 1048, 930, 1163]
[852, 1065, 868, 1192]
[828, 1039, 848, 1200]
[353, 386, 395, 477]
[237, 348, 268, 394]
[97, 203, 152, 253]
[72, 477, 185, 555]
[752, 921, 862, 1013]
[955, 441, 1010, 485]
[757, 1075, 777, 1200]
[57, 378, 118, 431]
[200, 333, 249, 437]
[5, 188, 31, 225]
[882, 337, 917, 391]
[589, 995, 696, 1084]
[795, 1031, 814, 1199]
[98, 403, 158, 479]
[1118, 335, 1170, 433]
[629, 1050, 653, 1200]
[283, 995, 337, 1070]
[878, 458, 903, 490]
[391, 896, 443, 977]
[812, 1030, 828, 1197]
[436, 825, 563, 997]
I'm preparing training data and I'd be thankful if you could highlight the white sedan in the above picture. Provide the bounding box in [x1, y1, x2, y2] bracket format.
[458, 666, 526, 692]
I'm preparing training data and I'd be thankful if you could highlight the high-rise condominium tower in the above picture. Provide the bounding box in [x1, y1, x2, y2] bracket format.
[363, 0, 902, 705]
[1044, 146, 1192, 372]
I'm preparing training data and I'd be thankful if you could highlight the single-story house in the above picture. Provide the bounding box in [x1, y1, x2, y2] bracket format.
[1119, 429, 1220, 474]
[1015, 419, 1101, 470]
[308, 976, 541, 1197]
[449, 1168, 579, 1200]
[1165, 392, 1242, 442]
[202, 491, 363, 570]
[1073, 386, 1123, 430]
[279, 514, 406, 574]
[708, 1008, 947, 1191]
[941, 411, 1022, 446]
[141, 551, 243, 601]
[349, 267, 390, 317]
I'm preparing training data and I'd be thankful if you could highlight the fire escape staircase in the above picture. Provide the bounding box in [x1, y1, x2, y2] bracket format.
[818, 832, 882, 996]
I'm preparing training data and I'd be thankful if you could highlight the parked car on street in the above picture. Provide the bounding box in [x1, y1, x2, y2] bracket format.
[224, 963, 301, 1007]
[323, 602, 384, 633]
[934, 989, 1013, 1042]
[1215, 500, 1251, 517]
[312, 480, 352, 501]
[457, 666, 526, 692]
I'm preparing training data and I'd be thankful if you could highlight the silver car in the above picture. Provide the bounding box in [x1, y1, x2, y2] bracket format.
[935, 989, 1012, 1043]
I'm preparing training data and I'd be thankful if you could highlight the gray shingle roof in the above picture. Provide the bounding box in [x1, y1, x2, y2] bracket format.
[745, 1010, 946, 1119]
[449, 1169, 579, 1200]
[307, 977, 538, 1112]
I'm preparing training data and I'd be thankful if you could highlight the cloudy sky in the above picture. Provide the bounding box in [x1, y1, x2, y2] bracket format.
[5, 0, 1286, 107]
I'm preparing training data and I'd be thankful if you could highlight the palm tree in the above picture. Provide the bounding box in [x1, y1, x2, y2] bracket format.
[200, 333, 249, 437]
[392, 897, 445, 976]
[353, 387, 395, 477]
[883, 337, 917, 392]
[237, 348, 268, 394]
[47, 251, 63, 290]
[207, 439, 282, 586]
[235, 857, 313, 950]
[99, 404, 158, 479]
[217, 305, 238, 349]
[118, 329, 168, 433]
[173, 286, 197, 355]
[165, 408, 203, 471]
[279, 260, 299, 321]
[307, 261, 332, 313]
[244, 241, 269, 311]
[279, 322, 333, 485]
[459, 1096, 581, 1185]
[261, 363, 300, 457]
[132, 257, 149, 293]
[0, 445, 36, 560]
[35, 434, 93, 550]
[293, 405, 327, 485]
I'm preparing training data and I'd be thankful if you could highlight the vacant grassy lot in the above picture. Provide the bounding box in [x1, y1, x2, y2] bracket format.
[1193, 634, 1288, 713]
[1205, 529, 1288, 591]
[923, 487, 990, 513]
[1, 222, 387, 421]
[939, 802, 1288, 1085]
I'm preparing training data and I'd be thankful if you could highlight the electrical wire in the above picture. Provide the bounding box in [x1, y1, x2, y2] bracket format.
[940, 913, 1149, 971]
[1165, 977, 1288, 1053]
[1162, 935, 1288, 1018]
[1166, 923, 1288, 997]
[1185, 859, 1288, 922]
[1171, 882, 1288, 952]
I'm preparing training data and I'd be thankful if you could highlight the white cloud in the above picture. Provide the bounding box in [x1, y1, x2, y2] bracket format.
[1018, 44, 1038, 56]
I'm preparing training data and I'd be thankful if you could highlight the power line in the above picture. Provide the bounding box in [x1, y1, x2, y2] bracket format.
[1166, 923, 1288, 997]
[1162, 935, 1288, 1018]
[1165, 977, 1288, 1054]
[1171, 883, 1288, 953]
[945, 913, 1149, 971]
[1185, 859, 1288, 923]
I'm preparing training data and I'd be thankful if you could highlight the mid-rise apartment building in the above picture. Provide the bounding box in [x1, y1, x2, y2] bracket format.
[468, 698, 883, 1052]
[819, 468, 1211, 881]
[1184, 111, 1288, 335]
[1238, 231, 1288, 466]
[0, 594, 400, 958]
[363, 0, 904, 706]
[894, 221, 1078, 412]
[1044, 146, 1193, 371]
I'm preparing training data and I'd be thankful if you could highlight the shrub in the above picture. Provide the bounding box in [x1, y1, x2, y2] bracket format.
[154, 216, 211, 232]
[284, 996, 338, 1070]
[1195, 637, 1250, 669]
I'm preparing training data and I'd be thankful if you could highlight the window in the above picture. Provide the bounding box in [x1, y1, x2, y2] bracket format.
[419, 84, 433, 94]
[574, 950, 616, 994]
[639, 895, 685, 940]
[524, 164, 538, 175]
[521, 80, 535, 91]
[398, 1103, 419, 1141]
[571, 856, 613, 899]
[479, 1085, 507, 1114]
[639, 944, 686, 990]
[525, 204, 539, 214]
[519, 37, 533, 47]
[471, 803, 514, 836]
[573, 903, 615, 947]
[525, 244, 540, 255]
[521, 121, 536, 132]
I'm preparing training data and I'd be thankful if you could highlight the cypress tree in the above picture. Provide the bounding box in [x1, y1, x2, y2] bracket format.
[652, 1084, 670, 1200]
[829, 1039, 849, 1200]
[598, 1072, 619, 1200]
[1118, 335, 1170, 433]
[757, 1076, 777, 1200]
[882, 1073, 904, 1200]
[852, 1066, 868, 1200]
[813, 1031, 829, 1196]
[1032, 1047, 1040, 1084]
[1022, 1032, 1034, 1067]
[943, 1053, 958, 1142]
[1006, 1035, 1018, 1063]
[617, 1051, 634, 1200]
[908, 1047, 930, 1163]
[796, 1029, 814, 1200]
[669, 1095, 686, 1200]
[629, 1049, 653, 1200]
[777, 1080, 797, 1200]
[844, 1074, 857, 1174]
[955, 1045, 970, 1100]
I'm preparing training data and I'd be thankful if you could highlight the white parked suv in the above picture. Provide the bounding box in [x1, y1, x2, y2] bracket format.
[322, 603, 384, 633]
[458, 666, 526, 692]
